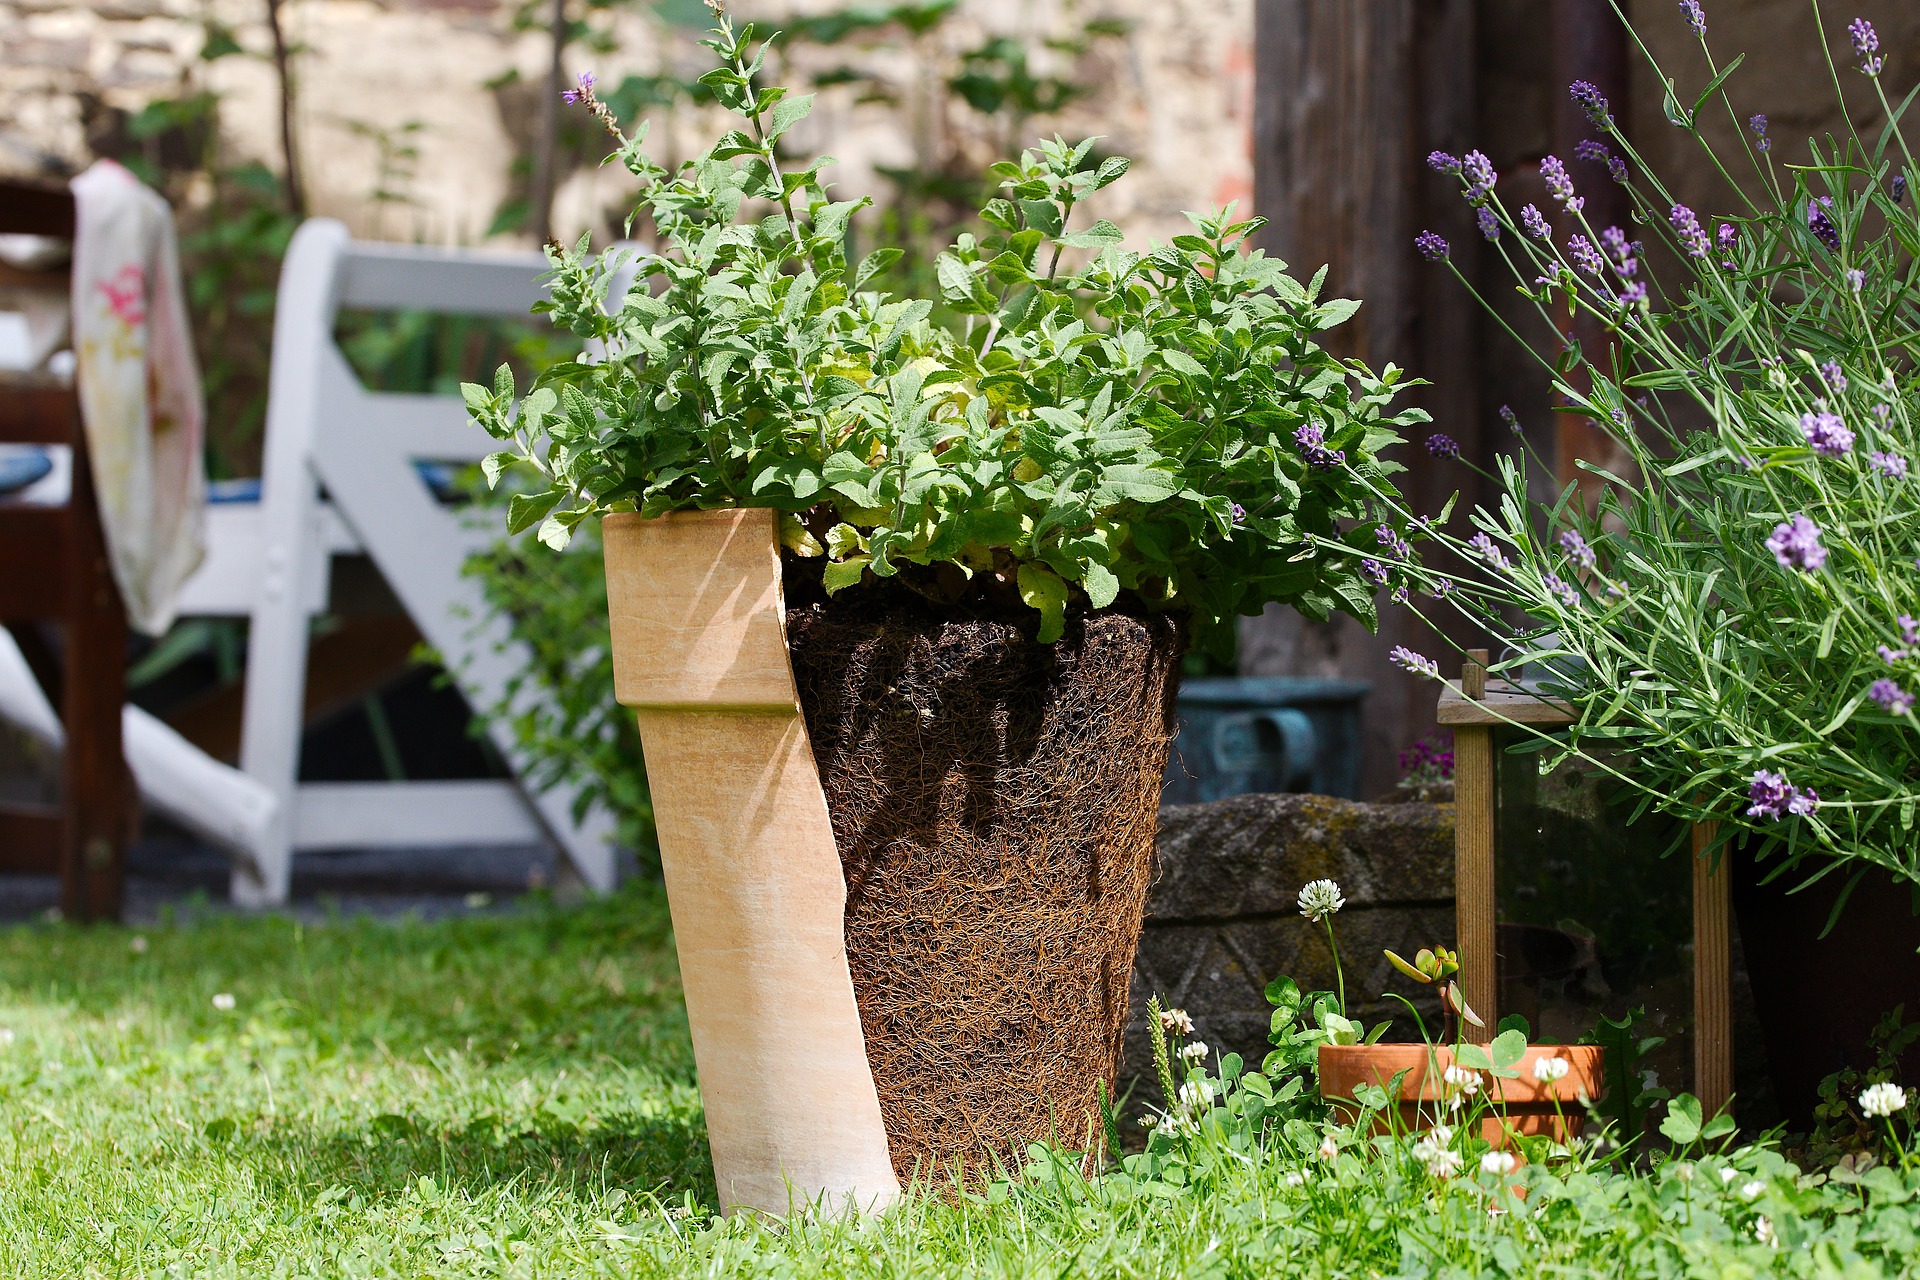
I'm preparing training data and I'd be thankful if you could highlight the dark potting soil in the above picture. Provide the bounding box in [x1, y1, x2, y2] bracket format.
[784, 572, 1183, 1184]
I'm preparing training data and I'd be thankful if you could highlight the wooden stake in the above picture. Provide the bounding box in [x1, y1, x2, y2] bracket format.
[1692, 820, 1734, 1119]
[1454, 649, 1495, 1043]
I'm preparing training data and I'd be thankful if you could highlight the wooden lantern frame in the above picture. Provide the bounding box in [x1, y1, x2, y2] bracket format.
[1438, 650, 1734, 1117]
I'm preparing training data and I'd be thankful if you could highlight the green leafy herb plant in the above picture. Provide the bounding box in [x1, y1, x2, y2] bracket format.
[464, 13, 1428, 653]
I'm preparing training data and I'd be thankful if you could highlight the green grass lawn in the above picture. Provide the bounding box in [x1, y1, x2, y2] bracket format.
[2, 883, 1918, 1278]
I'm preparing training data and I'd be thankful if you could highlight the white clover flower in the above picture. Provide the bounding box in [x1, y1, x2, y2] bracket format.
[1430, 1124, 1454, 1146]
[1297, 879, 1346, 922]
[1443, 1064, 1483, 1095]
[1754, 1215, 1777, 1248]
[129, 935, 148, 954]
[1532, 1056, 1570, 1083]
[1418, 1146, 1463, 1179]
[1860, 1082, 1910, 1119]
[1177, 1078, 1216, 1110]
[1179, 1041, 1210, 1063]
[1318, 1135, 1340, 1160]
[1283, 1171, 1306, 1187]
[1719, 1167, 1738, 1185]
[1481, 1151, 1517, 1176]
[1740, 1180, 1766, 1201]
[211, 993, 236, 1011]
[1159, 1007, 1195, 1036]
[1672, 1162, 1694, 1184]
[1136, 1113, 1157, 1129]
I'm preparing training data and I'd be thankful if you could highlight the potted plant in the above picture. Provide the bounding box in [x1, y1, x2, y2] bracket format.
[1265, 879, 1602, 1149]
[466, 14, 1428, 1212]
[1362, 9, 1920, 1127]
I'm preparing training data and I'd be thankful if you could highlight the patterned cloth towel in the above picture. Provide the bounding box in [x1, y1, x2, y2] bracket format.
[69, 159, 206, 635]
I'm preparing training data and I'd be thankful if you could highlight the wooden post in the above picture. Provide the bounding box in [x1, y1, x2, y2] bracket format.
[1453, 648, 1496, 1043]
[1692, 820, 1734, 1119]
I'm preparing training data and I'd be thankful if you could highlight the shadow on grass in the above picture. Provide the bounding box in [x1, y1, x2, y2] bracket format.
[236, 1104, 717, 1208]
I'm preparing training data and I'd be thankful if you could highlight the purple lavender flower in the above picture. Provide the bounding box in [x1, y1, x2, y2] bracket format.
[1801, 410, 1854, 457]
[1678, 0, 1705, 35]
[1543, 572, 1581, 608]
[1808, 197, 1841, 253]
[1718, 223, 1738, 250]
[1850, 18, 1884, 75]
[1559, 528, 1597, 569]
[1872, 450, 1909, 477]
[1521, 204, 1552, 240]
[1569, 234, 1604, 275]
[1822, 360, 1848, 391]
[1431, 578, 1456, 599]
[1747, 769, 1816, 821]
[1477, 206, 1501, 241]
[1376, 524, 1411, 558]
[1765, 513, 1828, 571]
[1361, 558, 1389, 586]
[561, 71, 596, 104]
[1392, 583, 1410, 605]
[1608, 154, 1630, 182]
[1389, 646, 1441, 679]
[1295, 422, 1345, 470]
[1570, 80, 1614, 128]
[1575, 139, 1611, 164]
[1499, 404, 1522, 434]
[1428, 151, 1462, 174]
[1416, 230, 1450, 262]
[1846, 268, 1867, 291]
[1670, 204, 1710, 257]
[1870, 679, 1915, 714]
[1901, 614, 1919, 646]
[1230, 502, 1247, 525]
[1469, 532, 1512, 571]
[1621, 281, 1649, 307]
[1462, 150, 1497, 202]
[1540, 156, 1581, 212]
[1880, 644, 1908, 665]
[1427, 433, 1461, 459]
[1894, 174, 1909, 203]
[1749, 114, 1771, 153]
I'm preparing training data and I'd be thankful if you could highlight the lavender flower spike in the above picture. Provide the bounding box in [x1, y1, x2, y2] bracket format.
[1499, 404, 1522, 434]
[1808, 197, 1841, 253]
[1415, 230, 1450, 262]
[1559, 529, 1597, 569]
[1670, 204, 1710, 258]
[1872, 451, 1909, 477]
[1765, 514, 1828, 572]
[1540, 156, 1582, 212]
[1570, 80, 1614, 129]
[1428, 151, 1462, 174]
[1569, 235, 1604, 276]
[1749, 114, 1771, 153]
[1477, 206, 1501, 242]
[1462, 151, 1498, 202]
[1427, 433, 1461, 459]
[1800, 410, 1854, 457]
[1851, 18, 1884, 76]
[1389, 646, 1441, 680]
[1747, 769, 1816, 821]
[561, 71, 596, 104]
[1678, 0, 1705, 36]
[1870, 678, 1916, 715]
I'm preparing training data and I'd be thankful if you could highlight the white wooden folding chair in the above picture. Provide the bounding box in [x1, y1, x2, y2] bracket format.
[175, 219, 618, 905]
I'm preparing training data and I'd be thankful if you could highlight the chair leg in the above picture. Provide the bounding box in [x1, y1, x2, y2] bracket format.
[59, 506, 132, 923]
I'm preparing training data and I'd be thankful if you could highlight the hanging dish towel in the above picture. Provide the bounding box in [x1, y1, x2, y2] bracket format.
[69, 159, 206, 635]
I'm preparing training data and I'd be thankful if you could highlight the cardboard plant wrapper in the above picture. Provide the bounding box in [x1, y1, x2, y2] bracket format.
[602, 507, 900, 1217]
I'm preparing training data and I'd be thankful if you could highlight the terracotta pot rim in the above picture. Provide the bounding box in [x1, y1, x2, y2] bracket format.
[603, 507, 761, 530]
[1317, 1043, 1603, 1107]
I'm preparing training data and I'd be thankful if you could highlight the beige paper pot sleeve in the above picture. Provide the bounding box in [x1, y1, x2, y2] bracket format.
[602, 508, 900, 1217]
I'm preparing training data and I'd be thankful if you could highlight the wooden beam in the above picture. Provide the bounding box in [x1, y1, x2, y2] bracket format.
[1692, 820, 1734, 1119]
[1454, 650, 1496, 1043]
[1436, 679, 1576, 726]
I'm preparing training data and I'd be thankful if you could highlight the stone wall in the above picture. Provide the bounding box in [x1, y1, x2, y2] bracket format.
[0, 0, 1253, 253]
[1124, 792, 1454, 1109]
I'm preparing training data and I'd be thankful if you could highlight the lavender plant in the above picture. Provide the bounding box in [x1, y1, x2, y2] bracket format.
[1375, 4, 1920, 895]
[465, 14, 1427, 654]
